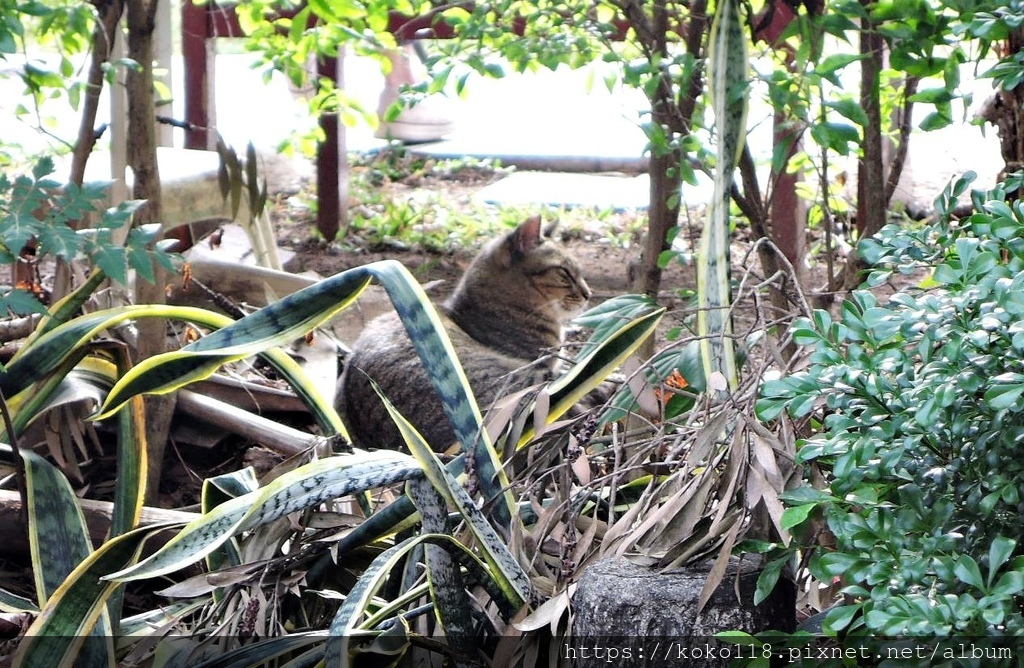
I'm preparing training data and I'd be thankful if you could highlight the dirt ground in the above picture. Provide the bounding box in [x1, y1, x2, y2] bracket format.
[269, 162, 700, 325]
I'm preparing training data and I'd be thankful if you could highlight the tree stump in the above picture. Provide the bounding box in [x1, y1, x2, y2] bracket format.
[570, 557, 795, 667]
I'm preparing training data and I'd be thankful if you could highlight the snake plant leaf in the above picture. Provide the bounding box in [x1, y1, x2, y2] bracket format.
[86, 265, 363, 431]
[333, 297, 664, 557]
[201, 468, 259, 577]
[106, 450, 423, 582]
[6, 356, 111, 441]
[5, 350, 153, 558]
[119, 600, 206, 637]
[532, 302, 664, 442]
[366, 261, 513, 521]
[97, 260, 510, 523]
[181, 632, 326, 668]
[24, 451, 93, 607]
[2, 300, 346, 438]
[94, 341, 347, 437]
[407, 476, 475, 652]
[327, 535, 433, 652]
[360, 581, 433, 630]
[21, 452, 118, 665]
[16, 268, 108, 351]
[15, 519, 157, 667]
[204, 467, 260, 506]
[326, 532, 512, 665]
[2, 305, 216, 402]
[573, 294, 662, 356]
[330, 489, 424, 562]
[112, 348, 147, 539]
[268, 346, 347, 438]
[0, 587, 38, 614]
[699, 0, 748, 398]
[386, 391, 533, 609]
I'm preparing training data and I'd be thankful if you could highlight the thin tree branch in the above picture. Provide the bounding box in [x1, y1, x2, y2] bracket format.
[70, 0, 126, 188]
[884, 75, 919, 206]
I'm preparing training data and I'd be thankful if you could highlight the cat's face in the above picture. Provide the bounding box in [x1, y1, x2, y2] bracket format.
[477, 216, 591, 321]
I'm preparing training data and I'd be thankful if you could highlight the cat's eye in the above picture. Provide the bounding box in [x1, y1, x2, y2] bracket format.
[553, 267, 575, 285]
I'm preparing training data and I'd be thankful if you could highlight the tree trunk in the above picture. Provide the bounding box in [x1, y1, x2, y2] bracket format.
[126, 0, 175, 504]
[626, 0, 707, 299]
[843, 5, 885, 289]
[36, 2, 127, 302]
[630, 0, 678, 299]
[982, 27, 1024, 187]
[770, 109, 806, 276]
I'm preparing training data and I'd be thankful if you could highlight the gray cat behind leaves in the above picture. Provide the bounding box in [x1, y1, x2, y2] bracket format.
[336, 216, 591, 452]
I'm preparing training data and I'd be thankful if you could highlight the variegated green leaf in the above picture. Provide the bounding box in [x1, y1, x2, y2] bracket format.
[326, 534, 423, 664]
[385, 390, 533, 609]
[0, 302, 346, 439]
[4, 305, 190, 400]
[7, 357, 110, 440]
[360, 581, 432, 630]
[156, 632, 325, 667]
[0, 587, 38, 614]
[111, 347, 147, 539]
[106, 451, 423, 582]
[24, 451, 93, 607]
[15, 511, 156, 666]
[699, 0, 748, 398]
[525, 302, 664, 444]
[407, 476, 475, 652]
[118, 600, 206, 637]
[97, 260, 511, 523]
[202, 468, 258, 579]
[326, 532, 515, 664]
[17, 268, 108, 350]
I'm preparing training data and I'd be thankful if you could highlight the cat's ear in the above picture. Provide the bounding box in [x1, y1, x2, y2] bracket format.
[542, 218, 560, 238]
[510, 216, 544, 256]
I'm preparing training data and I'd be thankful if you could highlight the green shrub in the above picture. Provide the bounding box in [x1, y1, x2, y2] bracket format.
[757, 172, 1024, 657]
[0, 157, 173, 314]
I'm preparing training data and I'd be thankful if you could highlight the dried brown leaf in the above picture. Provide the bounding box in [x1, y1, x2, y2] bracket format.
[660, 508, 742, 570]
[709, 422, 747, 533]
[636, 461, 721, 552]
[747, 464, 790, 545]
[605, 481, 657, 557]
[572, 511, 603, 570]
[514, 587, 572, 632]
[570, 443, 591, 486]
[751, 433, 784, 489]
[532, 388, 551, 438]
[156, 566, 256, 597]
[696, 519, 742, 614]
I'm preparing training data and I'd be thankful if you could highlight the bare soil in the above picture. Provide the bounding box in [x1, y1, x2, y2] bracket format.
[269, 163, 698, 319]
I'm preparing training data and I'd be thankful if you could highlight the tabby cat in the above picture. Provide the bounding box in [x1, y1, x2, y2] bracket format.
[336, 216, 591, 452]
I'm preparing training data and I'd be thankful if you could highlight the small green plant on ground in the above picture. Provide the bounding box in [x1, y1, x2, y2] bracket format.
[755, 172, 1024, 663]
[331, 149, 645, 253]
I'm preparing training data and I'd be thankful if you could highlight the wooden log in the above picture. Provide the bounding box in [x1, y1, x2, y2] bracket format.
[176, 390, 320, 456]
[0, 489, 198, 558]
